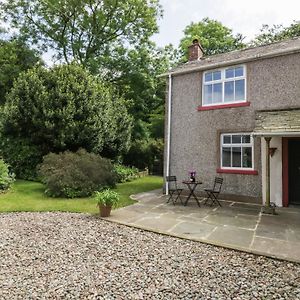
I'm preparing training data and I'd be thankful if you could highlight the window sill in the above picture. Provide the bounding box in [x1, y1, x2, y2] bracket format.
[198, 102, 250, 111]
[217, 168, 258, 175]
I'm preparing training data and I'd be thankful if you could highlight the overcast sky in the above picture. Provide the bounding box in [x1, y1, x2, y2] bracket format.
[151, 0, 300, 47]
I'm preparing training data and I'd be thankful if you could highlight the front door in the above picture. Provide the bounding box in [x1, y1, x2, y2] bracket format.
[288, 140, 300, 205]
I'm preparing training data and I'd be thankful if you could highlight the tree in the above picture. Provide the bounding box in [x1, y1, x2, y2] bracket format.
[0, 64, 132, 179]
[1, 0, 162, 66]
[97, 42, 177, 139]
[251, 21, 300, 46]
[179, 18, 245, 60]
[0, 37, 42, 104]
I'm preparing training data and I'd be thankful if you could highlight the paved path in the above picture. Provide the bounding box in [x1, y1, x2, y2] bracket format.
[108, 190, 300, 263]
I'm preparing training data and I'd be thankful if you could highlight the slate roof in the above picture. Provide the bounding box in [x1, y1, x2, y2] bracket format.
[165, 37, 300, 76]
[253, 109, 300, 135]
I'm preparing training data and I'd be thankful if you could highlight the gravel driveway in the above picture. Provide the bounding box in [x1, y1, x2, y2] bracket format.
[0, 212, 299, 299]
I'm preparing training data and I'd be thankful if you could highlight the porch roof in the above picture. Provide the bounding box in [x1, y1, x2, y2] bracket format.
[252, 108, 300, 137]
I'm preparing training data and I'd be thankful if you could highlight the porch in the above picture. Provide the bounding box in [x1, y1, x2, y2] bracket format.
[108, 190, 300, 263]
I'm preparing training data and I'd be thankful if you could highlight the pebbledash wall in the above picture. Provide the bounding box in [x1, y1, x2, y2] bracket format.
[164, 52, 300, 204]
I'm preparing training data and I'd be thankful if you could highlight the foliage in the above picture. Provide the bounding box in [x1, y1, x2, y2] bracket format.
[0, 37, 42, 105]
[179, 18, 245, 60]
[38, 149, 117, 198]
[114, 164, 139, 183]
[95, 189, 120, 207]
[0, 64, 132, 179]
[124, 138, 163, 174]
[1, 0, 162, 66]
[0, 176, 163, 213]
[99, 43, 172, 140]
[0, 159, 15, 191]
[0, 137, 43, 180]
[250, 21, 300, 46]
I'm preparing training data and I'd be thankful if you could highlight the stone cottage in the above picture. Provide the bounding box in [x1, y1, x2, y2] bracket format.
[162, 37, 300, 207]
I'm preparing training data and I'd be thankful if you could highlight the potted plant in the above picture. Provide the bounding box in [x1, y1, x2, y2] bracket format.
[95, 189, 120, 217]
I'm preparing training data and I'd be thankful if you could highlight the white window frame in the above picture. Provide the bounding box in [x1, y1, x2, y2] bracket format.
[202, 65, 247, 106]
[220, 133, 254, 170]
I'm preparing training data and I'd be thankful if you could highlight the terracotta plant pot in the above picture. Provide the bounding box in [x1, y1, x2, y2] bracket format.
[99, 204, 112, 217]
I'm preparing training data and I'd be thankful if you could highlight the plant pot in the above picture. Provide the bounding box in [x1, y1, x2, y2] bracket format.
[99, 204, 112, 217]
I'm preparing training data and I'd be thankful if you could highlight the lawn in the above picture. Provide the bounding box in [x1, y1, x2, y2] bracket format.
[0, 176, 163, 214]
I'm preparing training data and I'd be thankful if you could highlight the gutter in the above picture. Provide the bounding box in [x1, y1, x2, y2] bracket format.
[165, 74, 172, 195]
[158, 47, 300, 78]
[252, 131, 300, 137]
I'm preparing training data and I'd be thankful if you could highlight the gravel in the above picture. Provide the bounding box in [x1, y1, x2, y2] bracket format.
[0, 212, 299, 300]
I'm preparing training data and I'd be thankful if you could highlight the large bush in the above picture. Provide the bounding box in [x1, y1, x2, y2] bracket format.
[0, 159, 15, 191]
[38, 149, 116, 198]
[0, 64, 132, 179]
[0, 137, 43, 180]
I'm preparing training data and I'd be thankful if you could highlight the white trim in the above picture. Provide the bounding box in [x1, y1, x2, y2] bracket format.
[220, 133, 254, 170]
[202, 65, 247, 107]
[166, 74, 172, 195]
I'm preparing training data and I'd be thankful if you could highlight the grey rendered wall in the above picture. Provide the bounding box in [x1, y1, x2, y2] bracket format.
[165, 53, 300, 202]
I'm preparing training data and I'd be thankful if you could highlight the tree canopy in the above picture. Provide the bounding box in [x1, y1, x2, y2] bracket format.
[1, 0, 162, 66]
[251, 21, 300, 46]
[0, 64, 132, 178]
[179, 18, 245, 60]
[0, 37, 42, 104]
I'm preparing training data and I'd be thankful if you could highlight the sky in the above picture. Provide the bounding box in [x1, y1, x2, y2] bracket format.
[151, 0, 300, 47]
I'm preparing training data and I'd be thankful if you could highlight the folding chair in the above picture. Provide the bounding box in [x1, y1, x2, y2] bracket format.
[166, 176, 183, 205]
[204, 177, 223, 206]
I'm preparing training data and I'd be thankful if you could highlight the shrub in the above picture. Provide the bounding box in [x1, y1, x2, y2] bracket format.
[95, 189, 120, 207]
[38, 149, 117, 198]
[0, 159, 15, 191]
[1, 64, 132, 179]
[123, 138, 163, 175]
[0, 137, 43, 180]
[114, 164, 139, 183]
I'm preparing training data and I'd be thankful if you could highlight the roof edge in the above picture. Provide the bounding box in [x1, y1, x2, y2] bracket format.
[158, 47, 300, 78]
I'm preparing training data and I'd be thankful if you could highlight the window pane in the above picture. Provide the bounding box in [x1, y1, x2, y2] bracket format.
[235, 79, 245, 100]
[232, 147, 242, 167]
[222, 147, 231, 167]
[213, 71, 221, 81]
[224, 81, 234, 102]
[213, 83, 222, 103]
[225, 68, 234, 78]
[242, 147, 252, 168]
[242, 135, 251, 144]
[204, 84, 212, 104]
[232, 135, 241, 143]
[223, 135, 231, 144]
[205, 72, 212, 82]
[235, 67, 244, 77]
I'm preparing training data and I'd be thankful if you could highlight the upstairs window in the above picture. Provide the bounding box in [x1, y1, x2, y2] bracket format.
[203, 65, 246, 106]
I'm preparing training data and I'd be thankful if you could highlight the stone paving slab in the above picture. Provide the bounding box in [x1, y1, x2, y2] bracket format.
[106, 189, 300, 263]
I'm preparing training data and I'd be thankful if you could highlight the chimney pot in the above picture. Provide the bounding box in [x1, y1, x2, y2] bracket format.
[188, 39, 204, 61]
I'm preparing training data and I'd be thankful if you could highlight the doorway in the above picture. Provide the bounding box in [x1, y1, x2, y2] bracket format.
[288, 140, 300, 205]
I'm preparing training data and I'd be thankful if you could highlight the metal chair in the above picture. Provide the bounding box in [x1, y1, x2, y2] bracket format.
[166, 176, 183, 205]
[204, 177, 223, 206]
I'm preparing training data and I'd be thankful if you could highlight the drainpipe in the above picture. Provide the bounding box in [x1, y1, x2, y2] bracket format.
[166, 74, 172, 195]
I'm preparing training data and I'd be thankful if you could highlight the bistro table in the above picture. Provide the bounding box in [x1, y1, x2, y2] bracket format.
[182, 180, 202, 207]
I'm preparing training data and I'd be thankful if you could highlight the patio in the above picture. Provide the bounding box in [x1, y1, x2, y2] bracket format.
[108, 190, 300, 263]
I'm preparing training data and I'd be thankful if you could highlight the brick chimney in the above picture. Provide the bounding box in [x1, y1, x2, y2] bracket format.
[188, 39, 204, 61]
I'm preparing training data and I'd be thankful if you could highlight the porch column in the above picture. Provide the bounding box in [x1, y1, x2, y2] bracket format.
[264, 137, 271, 207]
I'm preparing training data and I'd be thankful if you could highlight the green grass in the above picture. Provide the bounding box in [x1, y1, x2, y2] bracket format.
[0, 176, 163, 214]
